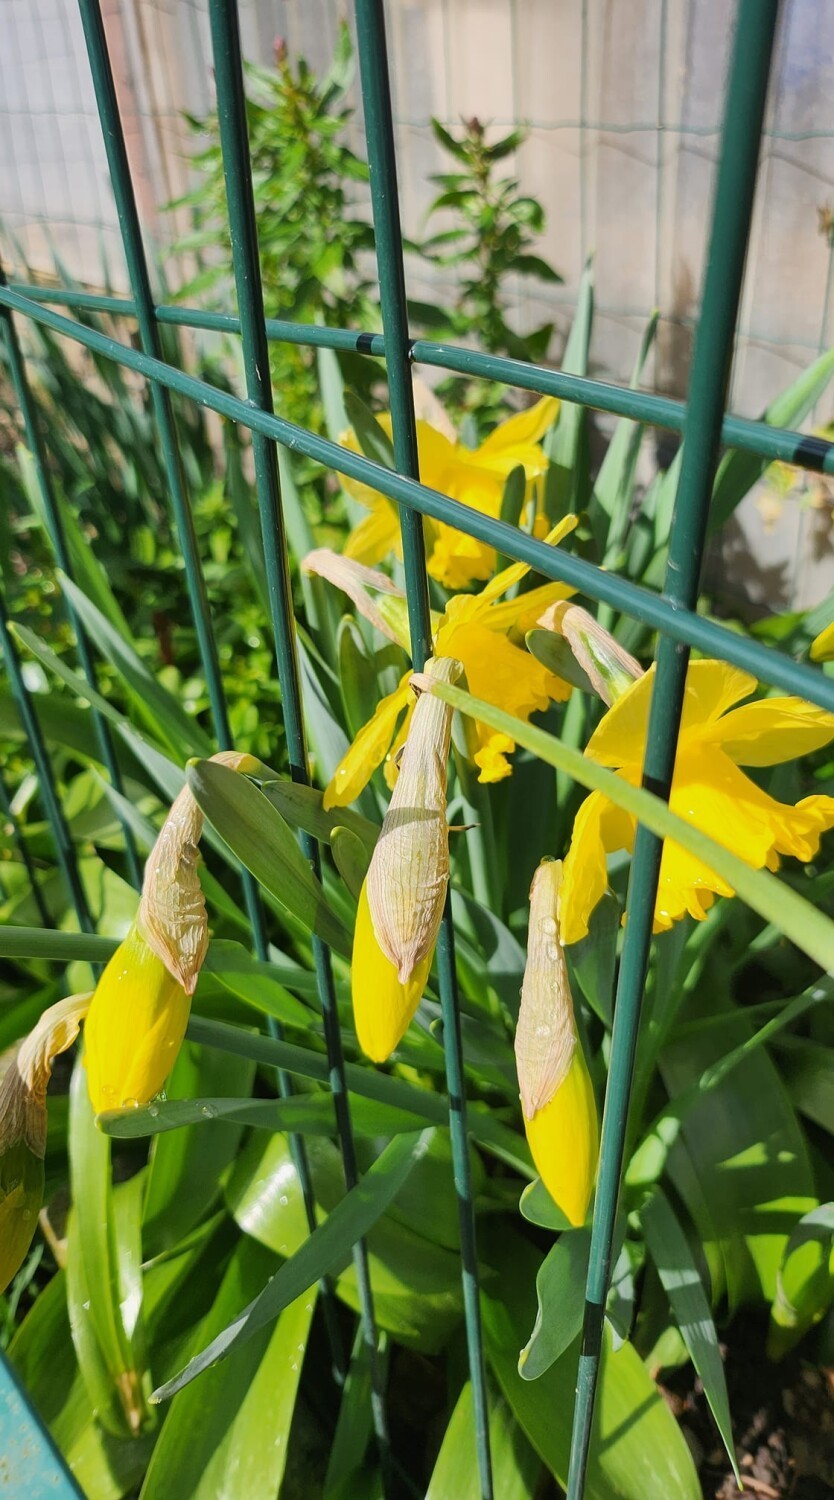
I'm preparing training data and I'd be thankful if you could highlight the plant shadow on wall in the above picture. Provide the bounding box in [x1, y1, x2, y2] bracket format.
[4, 25, 834, 1500]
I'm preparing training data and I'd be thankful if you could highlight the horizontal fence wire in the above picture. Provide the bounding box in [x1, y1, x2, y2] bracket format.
[8, 281, 834, 476]
[2, 280, 832, 715]
[0, 1, 831, 1496]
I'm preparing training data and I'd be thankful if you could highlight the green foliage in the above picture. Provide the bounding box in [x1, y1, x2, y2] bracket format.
[170, 25, 378, 429]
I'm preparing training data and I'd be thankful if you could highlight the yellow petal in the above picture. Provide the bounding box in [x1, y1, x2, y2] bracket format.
[474, 395, 560, 459]
[702, 696, 834, 767]
[338, 420, 395, 510]
[352, 881, 431, 1063]
[560, 789, 635, 945]
[810, 621, 834, 662]
[483, 580, 576, 638]
[476, 515, 578, 606]
[324, 677, 412, 810]
[344, 501, 403, 567]
[524, 1048, 598, 1227]
[651, 749, 834, 932]
[84, 926, 190, 1114]
[585, 659, 757, 769]
[427, 525, 497, 590]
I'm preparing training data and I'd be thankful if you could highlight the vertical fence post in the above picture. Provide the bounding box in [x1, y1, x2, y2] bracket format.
[76, 0, 273, 965]
[0, 591, 93, 933]
[566, 3, 779, 1494]
[354, 3, 494, 1495]
[204, 0, 410, 1428]
[0, 262, 143, 891]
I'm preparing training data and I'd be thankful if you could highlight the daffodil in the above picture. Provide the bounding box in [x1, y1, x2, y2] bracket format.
[340, 395, 560, 589]
[560, 659, 834, 944]
[307, 517, 577, 806]
[85, 750, 258, 1114]
[810, 621, 834, 662]
[515, 860, 598, 1227]
[352, 658, 458, 1062]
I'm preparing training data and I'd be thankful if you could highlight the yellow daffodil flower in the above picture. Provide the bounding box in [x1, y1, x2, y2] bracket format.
[321, 516, 577, 807]
[340, 395, 560, 589]
[516, 859, 598, 1226]
[560, 659, 834, 943]
[85, 750, 258, 1114]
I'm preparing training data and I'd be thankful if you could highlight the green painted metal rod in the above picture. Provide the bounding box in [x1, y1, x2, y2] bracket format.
[207, 0, 402, 1432]
[566, 4, 780, 1495]
[0, 591, 93, 933]
[0, 263, 143, 891]
[10, 279, 834, 476]
[354, 3, 493, 1495]
[2, 281, 832, 716]
[76, 0, 272, 964]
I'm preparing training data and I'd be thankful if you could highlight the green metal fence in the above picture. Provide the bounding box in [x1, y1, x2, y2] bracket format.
[1, 0, 832, 1494]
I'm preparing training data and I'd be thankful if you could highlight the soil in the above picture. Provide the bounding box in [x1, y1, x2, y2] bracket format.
[659, 1316, 834, 1499]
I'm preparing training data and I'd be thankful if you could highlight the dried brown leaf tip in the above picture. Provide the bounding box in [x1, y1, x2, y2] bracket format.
[514, 859, 576, 1121]
[0, 992, 91, 1293]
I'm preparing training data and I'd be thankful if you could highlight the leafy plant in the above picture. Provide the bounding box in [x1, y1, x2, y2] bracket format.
[411, 117, 563, 425]
[170, 25, 378, 431]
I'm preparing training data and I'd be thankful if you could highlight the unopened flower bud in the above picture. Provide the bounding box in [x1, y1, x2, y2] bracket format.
[352, 657, 461, 1062]
[516, 859, 598, 1226]
[0, 993, 90, 1292]
[540, 602, 642, 706]
[366, 657, 462, 982]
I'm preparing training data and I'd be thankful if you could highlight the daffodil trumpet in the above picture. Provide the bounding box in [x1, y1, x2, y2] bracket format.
[339, 393, 561, 589]
[559, 659, 834, 943]
[305, 515, 577, 804]
[85, 749, 259, 1115]
[0, 993, 90, 1293]
[352, 657, 460, 1062]
[515, 859, 598, 1228]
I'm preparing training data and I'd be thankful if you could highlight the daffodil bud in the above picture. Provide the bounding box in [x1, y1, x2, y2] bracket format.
[516, 859, 598, 1227]
[0, 993, 90, 1292]
[810, 621, 834, 662]
[366, 657, 462, 982]
[86, 750, 258, 1115]
[540, 602, 642, 706]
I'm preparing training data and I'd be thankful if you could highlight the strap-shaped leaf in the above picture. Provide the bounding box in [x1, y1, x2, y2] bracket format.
[151, 1129, 433, 1401]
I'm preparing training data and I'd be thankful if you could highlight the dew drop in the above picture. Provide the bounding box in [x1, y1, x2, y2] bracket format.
[278, 1194, 289, 1207]
[541, 916, 558, 937]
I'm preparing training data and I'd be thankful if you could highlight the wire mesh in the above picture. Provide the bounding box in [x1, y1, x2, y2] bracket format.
[0, 0, 829, 1495]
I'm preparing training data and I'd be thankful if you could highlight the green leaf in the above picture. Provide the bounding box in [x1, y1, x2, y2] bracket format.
[100, 1091, 427, 1141]
[58, 573, 214, 759]
[142, 1041, 255, 1254]
[426, 1381, 541, 1500]
[518, 1229, 590, 1380]
[317, 345, 350, 443]
[593, 312, 658, 550]
[525, 629, 596, 695]
[17, 444, 133, 641]
[67, 1059, 151, 1439]
[768, 1202, 834, 1359]
[518, 1179, 574, 1233]
[227, 1131, 465, 1352]
[567, 891, 620, 1025]
[482, 1228, 701, 1498]
[140, 1238, 314, 1499]
[152, 1130, 433, 1399]
[640, 1188, 738, 1480]
[259, 776, 377, 853]
[343, 392, 395, 469]
[543, 257, 593, 520]
[186, 758, 351, 955]
[331, 824, 370, 898]
[709, 346, 834, 533]
[497, 465, 527, 568]
[427, 677, 834, 974]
